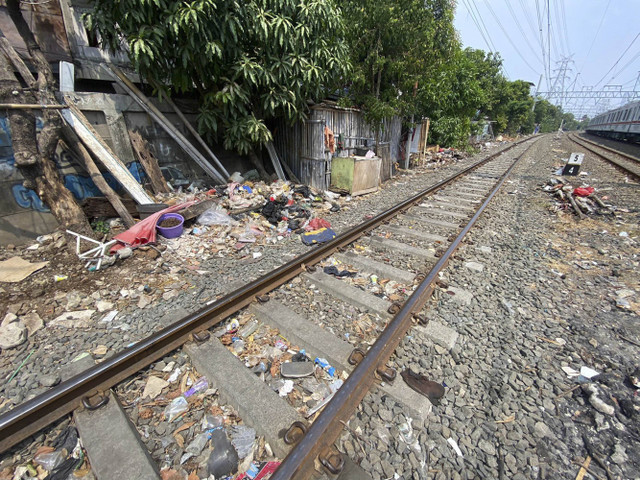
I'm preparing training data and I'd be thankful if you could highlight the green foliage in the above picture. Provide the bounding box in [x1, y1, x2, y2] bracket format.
[339, 0, 456, 128]
[91, 219, 110, 235]
[86, 0, 350, 154]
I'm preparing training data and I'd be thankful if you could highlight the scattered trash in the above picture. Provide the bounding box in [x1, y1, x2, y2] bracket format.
[230, 425, 256, 458]
[54, 275, 68, 282]
[314, 357, 336, 377]
[198, 207, 237, 226]
[281, 362, 315, 378]
[185, 432, 209, 456]
[142, 376, 169, 399]
[323, 265, 356, 277]
[301, 228, 337, 245]
[447, 437, 464, 457]
[238, 461, 281, 479]
[207, 429, 239, 478]
[401, 369, 445, 403]
[156, 213, 184, 239]
[279, 379, 294, 396]
[0, 256, 49, 283]
[184, 377, 209, 397]
[583, 384, 615, 415]
[164, 396, 189, 422]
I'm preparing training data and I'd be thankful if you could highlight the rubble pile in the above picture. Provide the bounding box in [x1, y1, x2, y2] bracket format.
[411, 146, 468, 170]
[542, 178, 614, 217]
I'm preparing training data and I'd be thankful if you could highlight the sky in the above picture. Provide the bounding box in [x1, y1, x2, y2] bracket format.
[454, 0, 640, 117]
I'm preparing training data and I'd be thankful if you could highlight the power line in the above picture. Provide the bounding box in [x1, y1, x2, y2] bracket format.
[577, 0, 612, 77]
[593, 32, 640, 88]
[503, 0, 543, 65]
[462, 0, 510, 78]
[558, 0, 571, 56]
[534, 0, 549, 89]
[517, 0, 542, 49]
[483, 0, 540, 74]
[460, 0, 495, 54]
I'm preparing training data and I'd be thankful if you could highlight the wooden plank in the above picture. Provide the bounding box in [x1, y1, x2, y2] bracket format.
[0, 36, 35, 86]
[60, 102, 154, 205]
[128, 130, 170, 194]
[104, 65, 227, 184]
[61, 133, 136, 227]
[0, 103, 65, 109]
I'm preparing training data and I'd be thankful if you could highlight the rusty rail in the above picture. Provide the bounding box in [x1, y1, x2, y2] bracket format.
[0, 137, 533, 454]
[578, 134, 640, 165]
[272, 137, 541, 479]
[568, 134, 640, 180]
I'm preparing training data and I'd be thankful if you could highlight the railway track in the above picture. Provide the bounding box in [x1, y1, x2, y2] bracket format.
[568, 133, 640, 180]
[0, 136, 541, 479]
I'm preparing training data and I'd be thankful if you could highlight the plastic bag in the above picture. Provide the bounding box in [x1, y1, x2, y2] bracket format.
[184, 377, 209, 398]
[186, 432, 210, 455]
[34, 450, 66, 470]
[198, 207, 236, 226]
[164, 396, 189, 422]
[231, 425, 256, 458]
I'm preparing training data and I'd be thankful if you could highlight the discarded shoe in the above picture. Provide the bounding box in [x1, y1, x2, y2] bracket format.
[400, 369, 445, 403]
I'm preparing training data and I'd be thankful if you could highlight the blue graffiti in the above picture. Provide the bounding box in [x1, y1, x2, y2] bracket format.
[11, 184, 49, 212]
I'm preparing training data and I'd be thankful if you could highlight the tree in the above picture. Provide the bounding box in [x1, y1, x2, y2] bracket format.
[0, 0, 90, 232]
[339, 0, 456, 130]
[86, 0, 350, 172]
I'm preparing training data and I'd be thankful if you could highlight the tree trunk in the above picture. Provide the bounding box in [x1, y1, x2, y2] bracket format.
[3, 0, 90, 234]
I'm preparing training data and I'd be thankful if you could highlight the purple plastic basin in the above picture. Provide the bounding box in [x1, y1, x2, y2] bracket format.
[156, 213, 184, 239]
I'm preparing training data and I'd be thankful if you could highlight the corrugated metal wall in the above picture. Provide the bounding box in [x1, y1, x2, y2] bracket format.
[273, 105, 402, 189]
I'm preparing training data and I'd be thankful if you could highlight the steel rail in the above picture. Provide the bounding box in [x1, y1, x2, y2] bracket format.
[579, 134, 640, 165]
[568, 134, 640, 181]
[0, 137, 533, 454]
[271, 137, 542, 480]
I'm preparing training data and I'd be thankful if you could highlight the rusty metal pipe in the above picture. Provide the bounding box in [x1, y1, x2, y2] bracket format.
[271, 138, 540, 480]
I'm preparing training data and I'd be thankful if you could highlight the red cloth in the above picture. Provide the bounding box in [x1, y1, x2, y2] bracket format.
[305, 217, 331, 231]
[110, 201, 195, 252]
[573, 187, 595, 197]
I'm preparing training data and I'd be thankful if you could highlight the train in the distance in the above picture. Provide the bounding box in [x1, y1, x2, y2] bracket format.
[585, 100, 640, 143]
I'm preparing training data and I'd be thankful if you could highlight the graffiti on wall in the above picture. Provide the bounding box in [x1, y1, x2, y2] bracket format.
[0, 114, 145, 216]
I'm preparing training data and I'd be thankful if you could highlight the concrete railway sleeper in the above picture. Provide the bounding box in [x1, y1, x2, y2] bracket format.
[0, 137, 539, 479]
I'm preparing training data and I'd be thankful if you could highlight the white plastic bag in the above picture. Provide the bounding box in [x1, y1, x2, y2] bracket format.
[198, 207, 236, 226]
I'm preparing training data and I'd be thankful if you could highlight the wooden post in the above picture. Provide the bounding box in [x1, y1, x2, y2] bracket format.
[60, 100, 154, 205]
[60, 133, 136, 227]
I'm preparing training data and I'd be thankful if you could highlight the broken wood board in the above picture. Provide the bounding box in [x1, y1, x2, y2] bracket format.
[128, 130, 170, 194]
[60, 102, 153, 205]
[81, 196, 138, 219]
[180, 199, 216, 222]
[104, 64, 227, 184]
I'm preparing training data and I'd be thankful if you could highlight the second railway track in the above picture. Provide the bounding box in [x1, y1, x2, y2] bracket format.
[0, 136, 542, 479]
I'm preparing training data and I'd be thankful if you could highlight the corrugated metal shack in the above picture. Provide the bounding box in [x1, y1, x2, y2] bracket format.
[273, 103, 402, 190]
